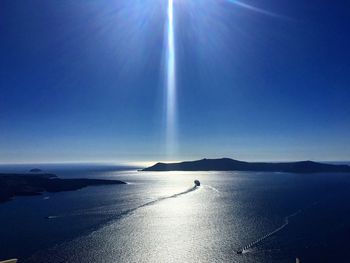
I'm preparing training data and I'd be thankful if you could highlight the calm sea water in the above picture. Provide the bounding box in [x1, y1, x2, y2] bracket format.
[1, 164, 350, 263]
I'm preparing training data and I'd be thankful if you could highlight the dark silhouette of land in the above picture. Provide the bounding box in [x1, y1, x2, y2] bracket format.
[0, 173, 126, 203]
[29, 168, 43, 173]
[142, 158, 350, 173]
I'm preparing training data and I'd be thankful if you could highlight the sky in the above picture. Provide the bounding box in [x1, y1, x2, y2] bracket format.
[1, 0, 350, 164]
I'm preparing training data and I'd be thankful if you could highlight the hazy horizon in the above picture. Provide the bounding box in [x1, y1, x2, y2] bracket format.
[1, 157, 350, 167]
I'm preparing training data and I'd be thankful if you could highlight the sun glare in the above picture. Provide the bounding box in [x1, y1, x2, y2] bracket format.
[165, 0, 177, 157]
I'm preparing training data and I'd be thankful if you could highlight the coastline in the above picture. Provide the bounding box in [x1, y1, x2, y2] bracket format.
[0, 173, 126, 203]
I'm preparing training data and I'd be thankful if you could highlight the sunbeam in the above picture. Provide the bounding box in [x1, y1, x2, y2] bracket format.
[165, 0, 177, 156]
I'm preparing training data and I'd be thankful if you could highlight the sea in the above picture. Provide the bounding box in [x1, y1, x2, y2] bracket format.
[1, 163, 350, 263]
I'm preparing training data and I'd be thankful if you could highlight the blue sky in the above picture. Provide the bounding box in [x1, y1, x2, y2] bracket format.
[1, 0, 350, 164]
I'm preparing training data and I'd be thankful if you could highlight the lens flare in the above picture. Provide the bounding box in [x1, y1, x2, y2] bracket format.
[165, 0, 177, 156]
[228, 0, 285, 18]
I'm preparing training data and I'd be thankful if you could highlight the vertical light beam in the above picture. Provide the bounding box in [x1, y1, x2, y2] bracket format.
[165, 0, 176, 156]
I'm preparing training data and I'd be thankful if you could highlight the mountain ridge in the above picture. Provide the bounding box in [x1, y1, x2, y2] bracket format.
[142, 158, 350, 173]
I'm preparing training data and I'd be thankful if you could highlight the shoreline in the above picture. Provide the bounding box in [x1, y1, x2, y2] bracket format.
[0, 173, 126, 203]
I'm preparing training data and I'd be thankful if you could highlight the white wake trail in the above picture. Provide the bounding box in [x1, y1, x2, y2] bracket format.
[237, 210, 301, 254]
[46, 185, 199, 220]
[203, 185, 221, 194]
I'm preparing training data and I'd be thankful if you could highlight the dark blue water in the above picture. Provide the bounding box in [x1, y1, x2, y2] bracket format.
[1, 164, 350, 262]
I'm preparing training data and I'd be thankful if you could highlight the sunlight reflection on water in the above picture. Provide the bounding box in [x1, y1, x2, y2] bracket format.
[13, 170, 350, 263]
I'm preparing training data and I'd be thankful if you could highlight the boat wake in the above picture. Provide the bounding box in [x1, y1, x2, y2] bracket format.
[31, 184, 200, 262]
[131, 185, 198, 211]
[203, 185, 221, 194]
[45, 184, 199, 220]
[237, 210, 301, 254]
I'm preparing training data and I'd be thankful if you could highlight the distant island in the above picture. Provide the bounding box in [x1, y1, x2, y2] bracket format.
[29, 168, 43, 173]
[0, 173, 126, 203]
[142, 158, 350, 173]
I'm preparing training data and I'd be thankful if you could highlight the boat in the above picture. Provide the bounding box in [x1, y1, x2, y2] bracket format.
[194, 180, 200, 186]
[236, 250, 243, 254]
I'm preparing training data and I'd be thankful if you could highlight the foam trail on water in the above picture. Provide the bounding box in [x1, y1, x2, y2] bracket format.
[237, 210, 301, 254]
[203, 185, 221, 194]
[47, 185, 199, 220]
[31, 185, 201, 262]
[71, 185, 199, 222]
[137, 185, 198, 209]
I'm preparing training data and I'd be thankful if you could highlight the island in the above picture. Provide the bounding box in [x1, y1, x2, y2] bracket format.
[142, 158, 350, 173]
[0, 173, 126, 203]
[29, 168, 43, 173]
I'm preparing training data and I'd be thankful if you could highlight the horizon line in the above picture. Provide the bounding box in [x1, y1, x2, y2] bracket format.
[0, 158, 350, 167]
